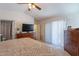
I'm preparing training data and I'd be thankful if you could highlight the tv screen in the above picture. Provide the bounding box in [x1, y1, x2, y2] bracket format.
[22, 24, 34, 32]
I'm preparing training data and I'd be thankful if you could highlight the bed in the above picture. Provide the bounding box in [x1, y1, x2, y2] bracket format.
[0, 38, 70, 56]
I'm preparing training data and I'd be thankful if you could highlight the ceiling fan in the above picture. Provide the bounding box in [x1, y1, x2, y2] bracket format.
[18, 3, 41, 11]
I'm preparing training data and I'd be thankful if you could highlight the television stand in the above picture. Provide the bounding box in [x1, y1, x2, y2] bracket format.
[16, 33, 34, 39]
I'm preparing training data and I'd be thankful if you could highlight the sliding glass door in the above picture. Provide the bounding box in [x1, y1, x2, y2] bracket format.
[45, 22, 52, 44]
[45, 20, 66, 48]
[52, 20, 66, 48]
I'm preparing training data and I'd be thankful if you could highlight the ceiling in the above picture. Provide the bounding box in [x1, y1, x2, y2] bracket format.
[0, 3, 79, 20]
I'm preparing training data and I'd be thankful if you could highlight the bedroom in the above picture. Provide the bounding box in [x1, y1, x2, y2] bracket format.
[0, 3, 79, 56]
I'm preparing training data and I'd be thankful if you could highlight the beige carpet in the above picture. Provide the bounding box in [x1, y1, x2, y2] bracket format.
[0, 38, 70, 56]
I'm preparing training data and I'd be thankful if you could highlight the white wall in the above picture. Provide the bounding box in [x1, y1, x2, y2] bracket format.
[0, 10, 34, 38]
[66, 14, 79, 28]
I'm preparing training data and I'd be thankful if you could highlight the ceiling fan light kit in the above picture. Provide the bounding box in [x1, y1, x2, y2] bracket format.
[28, 3, 32, 9]
[28, 3, 41, 11]
[18, 3, 41, 11]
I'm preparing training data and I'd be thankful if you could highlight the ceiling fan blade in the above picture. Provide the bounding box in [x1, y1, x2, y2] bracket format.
[32, 3, 41, 10]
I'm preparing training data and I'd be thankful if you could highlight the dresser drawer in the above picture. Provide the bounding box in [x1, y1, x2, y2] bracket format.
[16, 33, 34, 39]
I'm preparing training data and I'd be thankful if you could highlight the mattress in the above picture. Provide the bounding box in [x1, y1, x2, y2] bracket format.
[0, 38, 70, 56]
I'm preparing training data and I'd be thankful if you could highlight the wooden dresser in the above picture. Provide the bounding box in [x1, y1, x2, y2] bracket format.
[64, 29, 79, 56]
[16, 33, 34, 39]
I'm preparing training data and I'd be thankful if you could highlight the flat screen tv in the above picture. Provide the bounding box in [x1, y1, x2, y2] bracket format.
[22, 24, 34, 32]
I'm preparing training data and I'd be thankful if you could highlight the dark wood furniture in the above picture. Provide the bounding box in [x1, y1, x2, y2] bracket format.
[16, 33, 34, 39]
[64, 29, 79, 56]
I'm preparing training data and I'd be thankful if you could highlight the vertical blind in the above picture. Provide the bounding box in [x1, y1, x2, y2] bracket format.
[45, 20, 67, 48]
[0, 20, 12, 41]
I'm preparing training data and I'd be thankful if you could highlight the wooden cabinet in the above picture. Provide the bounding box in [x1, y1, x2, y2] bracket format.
[16, 33, 34, 39]
[64, 29, 79, 56]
